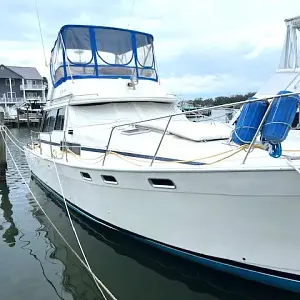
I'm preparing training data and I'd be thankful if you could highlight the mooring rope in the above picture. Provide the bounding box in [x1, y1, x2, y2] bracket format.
[5, 127, 26, 148]
[0, 131, 117, 300]
[5, 131, 26, 153]
[52, 160, 108, 299]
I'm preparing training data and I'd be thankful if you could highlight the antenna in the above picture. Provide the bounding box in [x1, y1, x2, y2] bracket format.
[127, 0, 136, 29]
[35, 0, 48, 67]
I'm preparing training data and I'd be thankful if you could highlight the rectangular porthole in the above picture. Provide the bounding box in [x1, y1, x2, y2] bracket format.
[101, 175, 118, 185]
[148, 178, 176, 189]
[80, 172, 92, 181]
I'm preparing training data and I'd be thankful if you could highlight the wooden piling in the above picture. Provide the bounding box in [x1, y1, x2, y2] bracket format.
[0, 108, 7, 180]
[26, 107, 30, 129]
[16, 109, 20, 129]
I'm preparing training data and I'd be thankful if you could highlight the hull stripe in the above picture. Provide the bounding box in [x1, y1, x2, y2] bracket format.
[31, 172, 300, 293]
[39, 139, 205, 166]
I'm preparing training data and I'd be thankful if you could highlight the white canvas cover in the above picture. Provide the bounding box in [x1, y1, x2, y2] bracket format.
[140, 120, 232, 141]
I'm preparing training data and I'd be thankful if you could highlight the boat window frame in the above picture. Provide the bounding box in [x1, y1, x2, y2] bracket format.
[41, 109, 58, 133]
[54, 107, 66, 131]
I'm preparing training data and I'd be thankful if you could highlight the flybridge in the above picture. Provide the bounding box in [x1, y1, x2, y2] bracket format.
[284, 15, 300, 27]
[50, 25, 158, 87]
[279, 16, 300, 70]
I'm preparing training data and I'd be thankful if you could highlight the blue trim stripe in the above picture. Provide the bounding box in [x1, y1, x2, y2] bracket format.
[40, 139, 205, 166]
[32, 172, 300, 294]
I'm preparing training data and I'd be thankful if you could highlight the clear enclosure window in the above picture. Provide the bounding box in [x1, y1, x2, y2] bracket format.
[95, 28, 133, 65]
[64, 27, 93, 64]
[52, 37, 65, 81]
[51, 26, 158, 84]
[136, 33, 154, 68]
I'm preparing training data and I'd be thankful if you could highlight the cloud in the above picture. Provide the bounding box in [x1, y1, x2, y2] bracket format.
[0, 0, 298, 97]
[161, 73, 262, 97]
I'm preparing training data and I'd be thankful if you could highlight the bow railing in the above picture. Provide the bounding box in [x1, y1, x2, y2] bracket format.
[101, 91, 300, 166]
[29, 91, 300, 167]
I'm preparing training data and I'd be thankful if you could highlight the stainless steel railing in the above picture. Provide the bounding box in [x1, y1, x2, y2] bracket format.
[102, 91, 300, 166]
[30, 91, 300, 167]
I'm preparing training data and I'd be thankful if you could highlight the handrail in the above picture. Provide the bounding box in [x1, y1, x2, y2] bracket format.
[32, 91, 300, 167]
[102, 91, 300, 166]
[150, 116, 172, 166]
[104, 92, 300, 130]
[242, 97, 275, 164]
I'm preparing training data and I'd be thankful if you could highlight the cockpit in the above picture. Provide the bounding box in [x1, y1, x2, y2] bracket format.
[50, 25, 158, 87]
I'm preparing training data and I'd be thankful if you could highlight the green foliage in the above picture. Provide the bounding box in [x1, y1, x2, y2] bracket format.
[192, 92, 256, 107]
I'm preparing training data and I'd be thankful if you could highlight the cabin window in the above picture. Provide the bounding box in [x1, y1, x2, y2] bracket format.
[148, 178, 176, 189]
[42, 109, 58, 132]
[54, 107, 66, 131]
[101, 175, 118, 185]
[41, 111, 48, 132]
[80, 172, 92, 181]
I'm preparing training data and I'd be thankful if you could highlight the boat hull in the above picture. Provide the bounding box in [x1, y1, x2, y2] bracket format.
[25, 148, 300, 292]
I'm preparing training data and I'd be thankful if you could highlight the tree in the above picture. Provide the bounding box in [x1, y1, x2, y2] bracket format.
[192, 92, 256, 107]
[42, 77, 49, 97]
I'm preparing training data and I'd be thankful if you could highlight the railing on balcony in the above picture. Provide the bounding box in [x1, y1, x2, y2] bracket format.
[20, 84, 46, 90]
[0, 97, 24, 104]
[26, 96, 43, 101]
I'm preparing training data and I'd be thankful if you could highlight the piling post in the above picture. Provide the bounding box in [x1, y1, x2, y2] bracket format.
[16, 108, 20, 129]
[26, 107, 30, 129]
[0, 107, 7, 180]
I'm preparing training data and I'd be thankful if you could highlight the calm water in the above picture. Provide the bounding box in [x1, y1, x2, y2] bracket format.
[0, 128, 299, 300]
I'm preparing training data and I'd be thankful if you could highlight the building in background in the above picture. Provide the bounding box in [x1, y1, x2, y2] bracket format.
[0, 64, 46, 119]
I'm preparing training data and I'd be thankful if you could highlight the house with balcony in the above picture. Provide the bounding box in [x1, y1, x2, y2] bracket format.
[0, 64, 46, 118]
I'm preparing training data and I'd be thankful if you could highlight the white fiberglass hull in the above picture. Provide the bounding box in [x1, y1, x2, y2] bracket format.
[25, 148, 300, 292]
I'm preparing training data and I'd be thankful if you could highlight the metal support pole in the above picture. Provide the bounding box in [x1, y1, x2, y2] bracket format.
[150, 116, 172, 166]
[50, 133, 53, 158]
[102, 127, 115, 166]
[242, 99, 274, 164]
[63, 130, 68, 162]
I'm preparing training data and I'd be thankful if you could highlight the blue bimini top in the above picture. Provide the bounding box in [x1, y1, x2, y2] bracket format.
[50, 25, 158, 87]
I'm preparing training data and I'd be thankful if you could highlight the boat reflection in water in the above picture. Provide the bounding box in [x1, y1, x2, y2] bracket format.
[26, 178, 299, 300]
[0, 180, 19, 247]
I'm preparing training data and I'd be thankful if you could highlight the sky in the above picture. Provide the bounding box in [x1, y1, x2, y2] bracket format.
[0, 0, 299, 99]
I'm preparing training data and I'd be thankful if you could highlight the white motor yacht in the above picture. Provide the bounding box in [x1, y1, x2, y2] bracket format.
[25, 17, 300, 293]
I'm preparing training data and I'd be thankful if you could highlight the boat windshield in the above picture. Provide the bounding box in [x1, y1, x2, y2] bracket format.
[50, 25, 158, 87]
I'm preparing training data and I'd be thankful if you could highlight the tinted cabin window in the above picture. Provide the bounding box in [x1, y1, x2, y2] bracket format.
[54, 107, 66, 131]
[42, 109, 57, 132]
[41, 111, 48, 132]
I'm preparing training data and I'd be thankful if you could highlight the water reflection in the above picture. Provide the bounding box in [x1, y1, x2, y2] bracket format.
[1, 127, 300, 300]
[0, 179, 19, 247]
[29, 177, 300, 300]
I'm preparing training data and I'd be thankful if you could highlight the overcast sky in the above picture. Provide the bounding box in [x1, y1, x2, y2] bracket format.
[0, 0, 298, 99]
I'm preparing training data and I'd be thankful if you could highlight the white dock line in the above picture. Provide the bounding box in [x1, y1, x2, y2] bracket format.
[1, 131, 117, 300]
